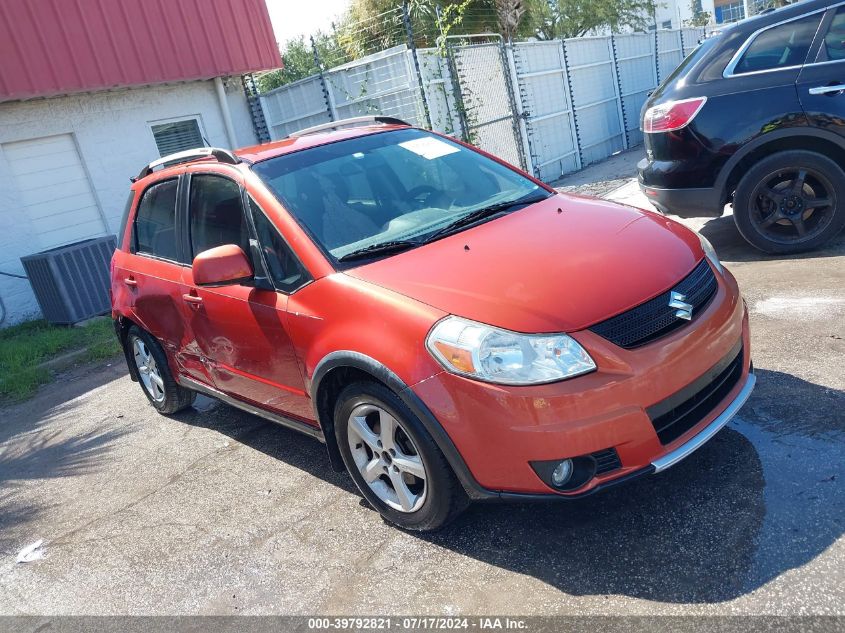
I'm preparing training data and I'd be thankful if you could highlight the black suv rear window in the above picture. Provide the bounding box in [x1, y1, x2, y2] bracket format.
[734, 14, 821, 74]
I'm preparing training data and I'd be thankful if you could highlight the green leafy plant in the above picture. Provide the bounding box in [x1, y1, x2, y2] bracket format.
[521, 0, 659, 39]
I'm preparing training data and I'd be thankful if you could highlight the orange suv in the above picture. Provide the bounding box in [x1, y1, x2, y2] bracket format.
[112, 117, 754, 530]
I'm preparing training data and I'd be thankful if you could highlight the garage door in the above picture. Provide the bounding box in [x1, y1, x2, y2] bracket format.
[2, 133, 107, 250]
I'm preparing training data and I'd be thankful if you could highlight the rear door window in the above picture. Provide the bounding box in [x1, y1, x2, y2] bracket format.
[133, 179, 179, 260]
[188, 174, 250, 258]
[733, 14, 822, 74]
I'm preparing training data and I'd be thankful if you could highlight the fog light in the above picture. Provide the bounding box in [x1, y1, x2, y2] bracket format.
[551, 459, 573, 487]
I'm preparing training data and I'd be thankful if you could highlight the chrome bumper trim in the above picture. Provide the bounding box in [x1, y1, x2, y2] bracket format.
[651, 372, 756, 473]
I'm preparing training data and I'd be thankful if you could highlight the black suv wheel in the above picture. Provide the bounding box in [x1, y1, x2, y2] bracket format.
[733, 150, 845, 254]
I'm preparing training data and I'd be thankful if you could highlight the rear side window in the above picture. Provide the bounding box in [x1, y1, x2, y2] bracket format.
[822, 7, 845, 62]
[133, 179, 179, 260]
[188, 175, 249, 258]
[249, 197, 311, 292]
[734, 14, 822, 74]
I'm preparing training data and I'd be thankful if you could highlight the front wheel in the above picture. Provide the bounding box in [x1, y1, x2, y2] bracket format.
[733, 150, 845, 254]
[335, 381, 467, 531]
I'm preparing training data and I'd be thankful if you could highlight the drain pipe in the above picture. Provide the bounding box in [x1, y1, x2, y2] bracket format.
[214, 77, 239, 149]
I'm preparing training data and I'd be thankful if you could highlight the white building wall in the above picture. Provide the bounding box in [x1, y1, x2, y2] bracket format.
[0, 79, 257, 325]
[655, 0, 717, 29]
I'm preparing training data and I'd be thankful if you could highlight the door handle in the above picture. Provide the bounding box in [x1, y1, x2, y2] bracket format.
[124, 276, 137, 287]
[182, 293, 203, 306]
[809, 84, 845, 95]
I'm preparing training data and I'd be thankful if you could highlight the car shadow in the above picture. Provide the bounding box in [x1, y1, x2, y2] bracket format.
[696, 213, 845, 263]
[171, 366, 844, 604]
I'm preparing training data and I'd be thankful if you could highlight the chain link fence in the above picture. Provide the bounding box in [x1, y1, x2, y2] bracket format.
[252, 4, 705, 184]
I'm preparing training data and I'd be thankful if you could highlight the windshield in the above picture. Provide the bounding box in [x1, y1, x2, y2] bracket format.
[252, 129, 546, 262]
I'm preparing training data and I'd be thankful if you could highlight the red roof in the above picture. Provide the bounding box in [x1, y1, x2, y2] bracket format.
[0, 0, 282, 102]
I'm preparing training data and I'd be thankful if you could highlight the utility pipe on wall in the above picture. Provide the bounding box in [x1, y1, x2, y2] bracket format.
[214, 77, 239, 149]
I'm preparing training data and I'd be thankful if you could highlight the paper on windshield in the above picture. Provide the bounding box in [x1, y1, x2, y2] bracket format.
[398, 137, 460, 160]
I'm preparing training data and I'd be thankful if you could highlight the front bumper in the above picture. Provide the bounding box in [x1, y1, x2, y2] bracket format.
[651, 369, 754, 473]
[637, 158, 724, 218]
[479, 369, 755, 502]
[412, 266, 753, 498]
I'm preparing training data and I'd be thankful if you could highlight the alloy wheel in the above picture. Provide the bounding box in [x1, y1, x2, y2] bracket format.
[750, 168, 836, 245]
[346, 403, 427, 513]
[132, 336, 166, 403]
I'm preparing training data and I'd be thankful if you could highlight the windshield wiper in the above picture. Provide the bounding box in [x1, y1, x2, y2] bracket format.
[423, 192, 551, 243]
[338, 240, 420, 262]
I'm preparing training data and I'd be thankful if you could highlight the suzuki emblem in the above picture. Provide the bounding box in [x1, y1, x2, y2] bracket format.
[669, 291, 694, 321]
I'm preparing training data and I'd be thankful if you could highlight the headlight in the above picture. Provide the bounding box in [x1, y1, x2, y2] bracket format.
[425, 316, 596, 385]
[698, 233, 723, 274]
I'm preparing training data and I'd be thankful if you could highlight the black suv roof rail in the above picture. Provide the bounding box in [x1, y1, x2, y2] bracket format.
[133, 147, 241, 182]
[288, 116, 410, 138]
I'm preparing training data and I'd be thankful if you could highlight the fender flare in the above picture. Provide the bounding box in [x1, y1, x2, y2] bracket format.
[714, 127, 845, 202]
[311, 351, 490, 500]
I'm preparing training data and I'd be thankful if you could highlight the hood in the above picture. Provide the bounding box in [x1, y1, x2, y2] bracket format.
[345, 194, 704, 333]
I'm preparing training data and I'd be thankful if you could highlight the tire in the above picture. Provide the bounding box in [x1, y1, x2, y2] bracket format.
[733, 150, 845, 254]
[334, 381, 468, 531]
[125, 325, 195, 414]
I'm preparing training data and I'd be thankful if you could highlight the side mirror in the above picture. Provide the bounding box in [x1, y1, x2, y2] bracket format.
[192, 244, 253, 286]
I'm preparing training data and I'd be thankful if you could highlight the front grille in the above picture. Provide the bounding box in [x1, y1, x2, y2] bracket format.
[589, 259, 718, 349]
[647, 342, 744, 446]
[591, 447, 622, 475]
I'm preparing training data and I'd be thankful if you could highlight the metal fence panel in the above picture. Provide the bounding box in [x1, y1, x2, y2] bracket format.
[256, 28, 702, 180]
[450, 39, 525, 170]
[417, 48, 463, 136]
[614, 33, 657, 148]
[565, 37, 624, 167]
[657, 30, 684, 83]
[513, 40, 579, 181]
[326, 45, 424, 125]
[680, 27, 706, 56]
[259, 75, 331, 139]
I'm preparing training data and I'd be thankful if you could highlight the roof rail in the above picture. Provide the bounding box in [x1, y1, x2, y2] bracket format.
[133, 147, 241, 181]
[289, 116, 410, 138]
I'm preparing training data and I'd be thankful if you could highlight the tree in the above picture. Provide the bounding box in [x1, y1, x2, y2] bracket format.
[257, 32, 349, 92]
[521, 0, 659, 39]
[684, 0, 711, 26]
[345, 0, 502, 47]
[495, 0, 527, 41]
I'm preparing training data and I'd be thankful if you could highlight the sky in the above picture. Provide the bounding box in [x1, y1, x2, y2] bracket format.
[264, 0, 352, 45]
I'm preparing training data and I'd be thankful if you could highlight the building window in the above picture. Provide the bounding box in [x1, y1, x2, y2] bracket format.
[662, 20, 673, 29]
[150, 117, 205, 157]
[715, 1, 746, 24]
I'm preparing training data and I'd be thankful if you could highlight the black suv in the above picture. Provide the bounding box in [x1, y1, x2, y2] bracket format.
[638, 0, 845, 253]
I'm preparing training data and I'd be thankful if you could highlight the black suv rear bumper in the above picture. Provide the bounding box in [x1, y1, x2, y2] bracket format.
[637, 158, 724, 218]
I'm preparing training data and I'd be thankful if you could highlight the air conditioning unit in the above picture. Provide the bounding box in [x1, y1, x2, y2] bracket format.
[20, 235, 117, 325]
